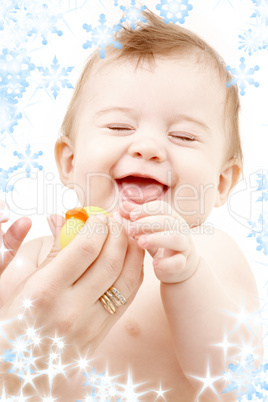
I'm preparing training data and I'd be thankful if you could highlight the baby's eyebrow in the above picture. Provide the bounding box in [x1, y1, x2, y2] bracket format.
[170, 113, 211, 134]
[94, 106, 136, 118]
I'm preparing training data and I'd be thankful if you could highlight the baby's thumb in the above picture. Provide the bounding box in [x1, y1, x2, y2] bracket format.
[38, 214, 65, 269]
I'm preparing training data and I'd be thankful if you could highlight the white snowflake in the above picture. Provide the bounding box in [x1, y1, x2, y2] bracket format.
[37, 56, 74, 99]
[120, 0, 147, 29]
[82, 13, 123, 59]
[226, 57, 260, 96]
[155, 0, 193, 24]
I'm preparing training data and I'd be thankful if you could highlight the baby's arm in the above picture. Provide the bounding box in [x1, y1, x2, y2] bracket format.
[161, 229, 261, 400]
[122, 201, 261, 401]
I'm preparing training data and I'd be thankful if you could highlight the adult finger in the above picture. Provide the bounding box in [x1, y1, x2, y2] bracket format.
[42, 215, 108, 288]
[1, 217, 32, 273]
[73, 214, 129, 299]
[0, 200, 10, 223]
[38, 214, 65, 269]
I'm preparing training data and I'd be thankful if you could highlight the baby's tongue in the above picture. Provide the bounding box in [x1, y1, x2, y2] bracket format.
[120, 176, 164, 204]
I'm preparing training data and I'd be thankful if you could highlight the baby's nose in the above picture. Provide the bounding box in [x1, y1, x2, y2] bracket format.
[128, 137, 166, 163]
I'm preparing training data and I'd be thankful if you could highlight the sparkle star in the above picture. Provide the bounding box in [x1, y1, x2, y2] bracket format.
[119, 369, 149, 400]
[190, 362, 222, 400]
[223, 297, 259, 336]
[153, 382, 170, 400]
[0, 239, 11, 264]
[213, 329, 237, 363]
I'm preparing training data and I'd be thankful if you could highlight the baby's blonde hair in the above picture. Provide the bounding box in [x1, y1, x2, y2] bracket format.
[61, 9, 242, 167]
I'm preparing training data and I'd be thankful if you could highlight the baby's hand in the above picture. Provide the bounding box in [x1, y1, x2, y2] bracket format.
[120, 200, 200, 283]
[0, 200, 31, 275]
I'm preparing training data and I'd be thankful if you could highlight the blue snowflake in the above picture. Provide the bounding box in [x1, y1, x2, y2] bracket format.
[255, 171, 268, 202]
[247, 171, 268, 255]
[238, 29, 263, 55]
[251, 0, 268, 26]
[155, 0, 193, 24]
[248, 213, 268, 255]
[0, 168, 14, 193]
[0, 48, 35, 103]
[24, 2, 63, 45]
[37, 56, 74, 100]
[226, 57, 260, 96]
[13, 144, 43, 178]
[0, 0, 20, 32]
[1, 349, 16, 363]
[83, 14, 123, 59]
[0, 98, 22, 135]
[120, 0, 147, 29]
[82, 366, 105, 389]
[222, 355, 265, 401]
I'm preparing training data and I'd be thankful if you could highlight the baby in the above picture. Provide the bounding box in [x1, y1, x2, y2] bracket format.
[0, 10, 262, 401]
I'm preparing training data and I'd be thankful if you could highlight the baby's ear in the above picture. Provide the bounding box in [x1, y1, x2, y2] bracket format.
[54, 136, 75, 188]
[215, 159, 241, 207]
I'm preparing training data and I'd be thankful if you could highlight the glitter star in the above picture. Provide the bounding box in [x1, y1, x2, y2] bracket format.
[119, 369, 149, 399]
[153, 382, 170, 400]
[0, 239, 11, 265]
[213, 329, 237, 363]
[223, 297, 259, 336]
[190, 362, 222, 399]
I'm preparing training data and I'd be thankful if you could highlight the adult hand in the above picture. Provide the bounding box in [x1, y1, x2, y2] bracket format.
[0, 213, 144, 396]
[0, 200, 32, 276]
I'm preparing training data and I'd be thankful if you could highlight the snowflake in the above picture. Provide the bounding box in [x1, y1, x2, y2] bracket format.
[23, 2, 63, 46]
[0, 168, 14, 193]
[13, 144, 43, 178]
[82, 366, 105, 389]
[255, 170, 268, 202]
[82, 13, 123, 59]
[0, 98, 22, 135]
[155, 0, 193, 24]
[226, 57, 260, 96]
[0, 1, 64, 46]
[251, 0, 268, 26]
[222, 356, 268, 401]
[120, 0, 147, 29]
[0, 0, 20, 32]
[247, 171, 268, 255]
[37, 56, 74, 100]
[1, 348, 16, 363]
[248, 213, 268, 255]
[0, 48, 35, 103]
[238, 29, 263, 55]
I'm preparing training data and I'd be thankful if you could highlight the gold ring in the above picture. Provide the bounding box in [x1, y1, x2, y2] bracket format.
[99, 287, 127, 315]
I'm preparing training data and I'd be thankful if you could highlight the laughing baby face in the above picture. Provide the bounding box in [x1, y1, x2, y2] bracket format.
[56, 54, 236, 228]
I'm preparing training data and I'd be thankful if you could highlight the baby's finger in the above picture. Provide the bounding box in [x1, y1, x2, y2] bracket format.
[137, 231, 188, 254]
[121, 200, 175, 221]
[153, 253, 196, 283]
[129, 215, 190, 239]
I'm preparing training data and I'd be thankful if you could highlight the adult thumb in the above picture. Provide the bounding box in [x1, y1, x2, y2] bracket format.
[38, 214, 65, 269]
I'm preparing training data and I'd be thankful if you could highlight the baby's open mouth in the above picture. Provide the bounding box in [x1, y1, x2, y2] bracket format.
[116, 175, 169, 204]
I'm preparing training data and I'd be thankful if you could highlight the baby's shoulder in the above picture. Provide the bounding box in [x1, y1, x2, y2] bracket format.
[193, 228, 258, 304]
